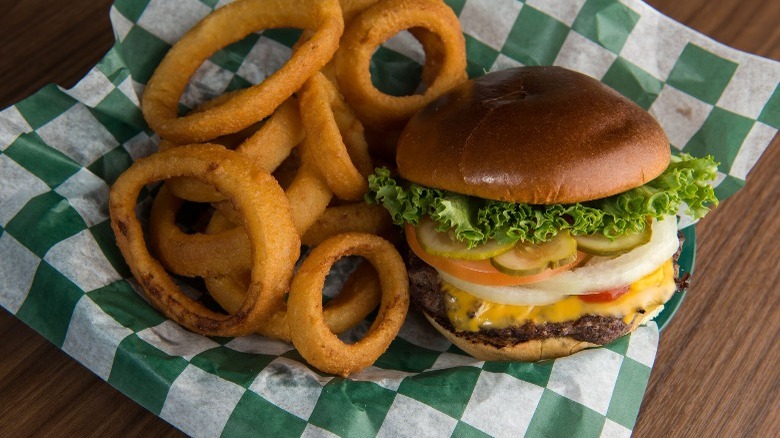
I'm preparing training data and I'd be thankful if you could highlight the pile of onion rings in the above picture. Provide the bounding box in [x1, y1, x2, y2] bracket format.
[110, 0, 467, 375]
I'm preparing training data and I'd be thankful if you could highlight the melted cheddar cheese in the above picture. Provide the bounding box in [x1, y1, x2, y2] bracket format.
[444, 259, 676, 332]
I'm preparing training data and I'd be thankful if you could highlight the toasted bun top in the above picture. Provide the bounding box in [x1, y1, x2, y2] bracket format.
[396, 67, 670, 204]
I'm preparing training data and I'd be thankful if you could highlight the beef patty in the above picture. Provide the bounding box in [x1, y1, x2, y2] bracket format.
[408, 233, 687, 348]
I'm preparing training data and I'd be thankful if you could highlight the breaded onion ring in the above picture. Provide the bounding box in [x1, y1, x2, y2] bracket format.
[283, 161, 334, 235]
[150, 164, 332, 280]
[149, 166, 331, 278]
[202, 210, 382, 341]
[163, 98, 304, 203]
[301, 202, 394, 246]
[142, 0, 344, 144]
[299, 72, 372, 201]
[335, 0, 467, 129]
[287, 233, 409, 376]
[148, 186, 251, 277]
[205, 263, 381, 342]
[316, 1, 445, 91]
[340, 0, 380, 23]
[110, 144, 300, 336]
[149, 100, 332, 279]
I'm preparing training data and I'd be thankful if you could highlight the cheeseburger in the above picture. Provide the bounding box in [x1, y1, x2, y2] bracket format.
[366, 66, 718, 361]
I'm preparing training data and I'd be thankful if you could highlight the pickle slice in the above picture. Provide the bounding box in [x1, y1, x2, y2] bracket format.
[490, 231, 578, 276]
[573, 224, 653, 256]
[415, 218, 514, 260]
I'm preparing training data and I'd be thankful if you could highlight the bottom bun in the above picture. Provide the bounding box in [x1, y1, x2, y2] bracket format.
[423, 310, 650, 362]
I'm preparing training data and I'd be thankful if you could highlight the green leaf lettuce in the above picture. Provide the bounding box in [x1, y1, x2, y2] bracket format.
[366, 154, 719, 248]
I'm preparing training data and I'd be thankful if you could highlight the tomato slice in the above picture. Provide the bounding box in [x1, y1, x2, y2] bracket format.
[406, 224, 586, 287]
[578, 285, 630, 302]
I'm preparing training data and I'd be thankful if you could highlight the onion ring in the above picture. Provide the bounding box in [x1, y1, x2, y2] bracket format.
[157, 198, 393, 278]
[160, 94, 332, 235]
[205, 263, 381, 342]
[142, 0, 344, 144]
[340, 0, 380, 23]
[299, 72, 372, 200]
[301, 202, 394, 246]
[150, 168, 331, 280]
[201, 209, 382, 341]
[148, 186, 251, 276]
[109, 144, 300, 336]
[287, 233, 409, 376]
[205, 140, 334, 236]
[315, 1, 445, 92]
[163, 97, 305, 203]
[149, 99, 331, 279]
[150, 165, 331, 278]
[335, 0, 467, 129]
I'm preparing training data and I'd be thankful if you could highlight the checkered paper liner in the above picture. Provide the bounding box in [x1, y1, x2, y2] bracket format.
[1, 0, 778, 436]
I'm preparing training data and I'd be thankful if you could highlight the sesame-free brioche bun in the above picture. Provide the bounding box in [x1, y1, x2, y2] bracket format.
[396, 66, 670, 204]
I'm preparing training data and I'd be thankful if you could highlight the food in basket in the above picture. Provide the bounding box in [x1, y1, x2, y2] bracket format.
[110, 144, 300, 337]
[109, 0, 468, 375]
[367, 66, 719, 361]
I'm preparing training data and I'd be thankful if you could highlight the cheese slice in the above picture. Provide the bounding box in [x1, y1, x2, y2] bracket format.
[444, 259, 676, 332]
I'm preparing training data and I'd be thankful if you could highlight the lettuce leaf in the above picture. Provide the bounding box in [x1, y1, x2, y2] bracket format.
[366, 154, 719, 248]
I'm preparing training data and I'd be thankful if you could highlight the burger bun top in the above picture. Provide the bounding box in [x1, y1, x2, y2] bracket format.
[396, 66, 670, 204]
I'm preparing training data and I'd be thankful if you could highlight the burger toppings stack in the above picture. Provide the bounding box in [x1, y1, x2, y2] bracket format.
[367, 66, 719, 361]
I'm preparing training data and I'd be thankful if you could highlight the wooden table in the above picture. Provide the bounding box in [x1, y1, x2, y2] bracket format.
[1, 1, 778, 436]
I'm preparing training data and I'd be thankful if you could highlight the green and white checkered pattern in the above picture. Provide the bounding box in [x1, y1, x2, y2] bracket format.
[1, 0, 777, 436]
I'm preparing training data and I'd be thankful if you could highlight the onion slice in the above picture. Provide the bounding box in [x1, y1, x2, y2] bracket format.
[437, 269, 569, 305]
[435, 216, 679, 305]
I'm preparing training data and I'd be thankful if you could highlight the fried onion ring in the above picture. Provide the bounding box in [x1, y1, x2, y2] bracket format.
[298, 72, 372, 200]
[153, 191, 394, 279]
[110, 144, 300, 336]
[301, 202, 394, 246]
[162, 97, 304, 203]
[142, 0, 344, 144]
[201, 209, 382, 341]
[283, 160, 334, 235]
[149, 100, 331, 279]
[287, 233, 409, 376]
[340, 0, 380, 23]
[149, 186, 251, 276]
[205, 263, 381, 342]
[335, 0, 467, 129]
[150, 163, 331, 278]
[159, 95, 332, 236]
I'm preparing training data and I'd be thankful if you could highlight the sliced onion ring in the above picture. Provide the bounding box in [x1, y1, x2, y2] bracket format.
[436, 216, 679, 305]
[437, 269, 569, 306]
[533, 216, 679, 295]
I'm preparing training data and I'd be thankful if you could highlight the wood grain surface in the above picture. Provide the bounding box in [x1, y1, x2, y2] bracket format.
[1, 0, 778, 436]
